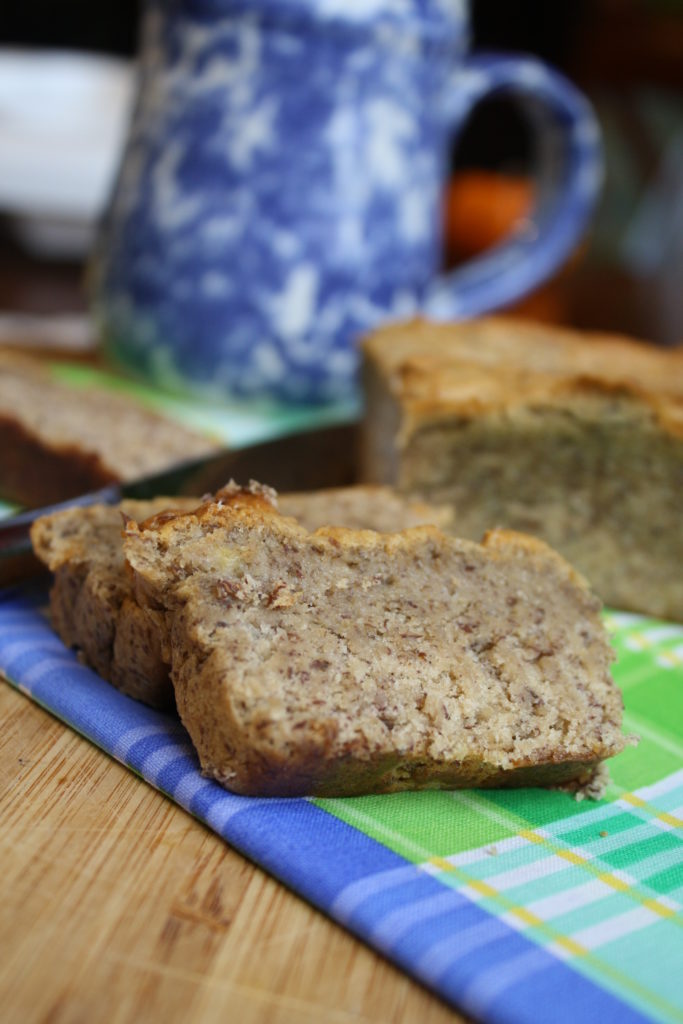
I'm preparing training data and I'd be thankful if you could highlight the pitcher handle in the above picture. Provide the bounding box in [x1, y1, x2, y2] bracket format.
[423, 53, 603, 320]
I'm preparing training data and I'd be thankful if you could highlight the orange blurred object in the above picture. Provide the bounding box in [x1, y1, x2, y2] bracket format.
[445, 171, 534, 259]
[444, 171, 570, 324]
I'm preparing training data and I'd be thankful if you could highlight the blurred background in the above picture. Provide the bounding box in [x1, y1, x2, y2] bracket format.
[0, 0, 681, 353]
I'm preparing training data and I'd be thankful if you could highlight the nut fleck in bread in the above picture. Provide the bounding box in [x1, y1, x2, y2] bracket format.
[362, 318, 683, 621]
[124, 492, 629, 797]
[31, 485, 451, 708]
[0, 351, 219, 507]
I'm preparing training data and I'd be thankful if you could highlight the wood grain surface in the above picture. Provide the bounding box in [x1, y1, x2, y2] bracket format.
[0, 682, 466, 1024]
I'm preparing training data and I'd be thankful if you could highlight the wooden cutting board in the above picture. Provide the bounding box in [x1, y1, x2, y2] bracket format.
[0, 682, 466, 1024]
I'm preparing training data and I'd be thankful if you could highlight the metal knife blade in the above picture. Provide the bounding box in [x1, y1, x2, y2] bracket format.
[0, 422, 359, 587]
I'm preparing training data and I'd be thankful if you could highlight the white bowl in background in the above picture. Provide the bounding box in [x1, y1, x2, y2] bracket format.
[0, 49, 134, 257]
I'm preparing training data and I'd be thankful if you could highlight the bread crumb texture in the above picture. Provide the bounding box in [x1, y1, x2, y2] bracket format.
[124, 492, 631, 797]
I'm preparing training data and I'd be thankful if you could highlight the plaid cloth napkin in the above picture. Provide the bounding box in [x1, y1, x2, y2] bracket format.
[1, 591, 681, 1024]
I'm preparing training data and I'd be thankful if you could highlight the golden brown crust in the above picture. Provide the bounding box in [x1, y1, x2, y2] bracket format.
[363, 317, 683, 438]
[136, 488, 284, 538]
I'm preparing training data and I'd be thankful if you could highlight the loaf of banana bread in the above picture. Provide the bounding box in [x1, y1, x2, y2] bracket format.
[123, 491, 629, 797]
[362, 317, 683, 621]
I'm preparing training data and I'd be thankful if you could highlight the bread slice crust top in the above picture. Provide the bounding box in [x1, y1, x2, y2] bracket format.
[363, 316, 683, 438]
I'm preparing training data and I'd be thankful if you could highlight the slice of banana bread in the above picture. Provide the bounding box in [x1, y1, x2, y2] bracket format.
[124, 493, 629, 797]
[31, 485, 451, 708]
[362, 317, 683, 621]
[0, 351, 219, 507]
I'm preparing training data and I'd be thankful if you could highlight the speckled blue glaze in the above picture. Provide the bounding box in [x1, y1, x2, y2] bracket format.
[94, 0, 602, 403]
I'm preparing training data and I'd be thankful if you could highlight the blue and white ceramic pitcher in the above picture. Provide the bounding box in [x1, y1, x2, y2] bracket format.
[95, 0, 602, 403]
